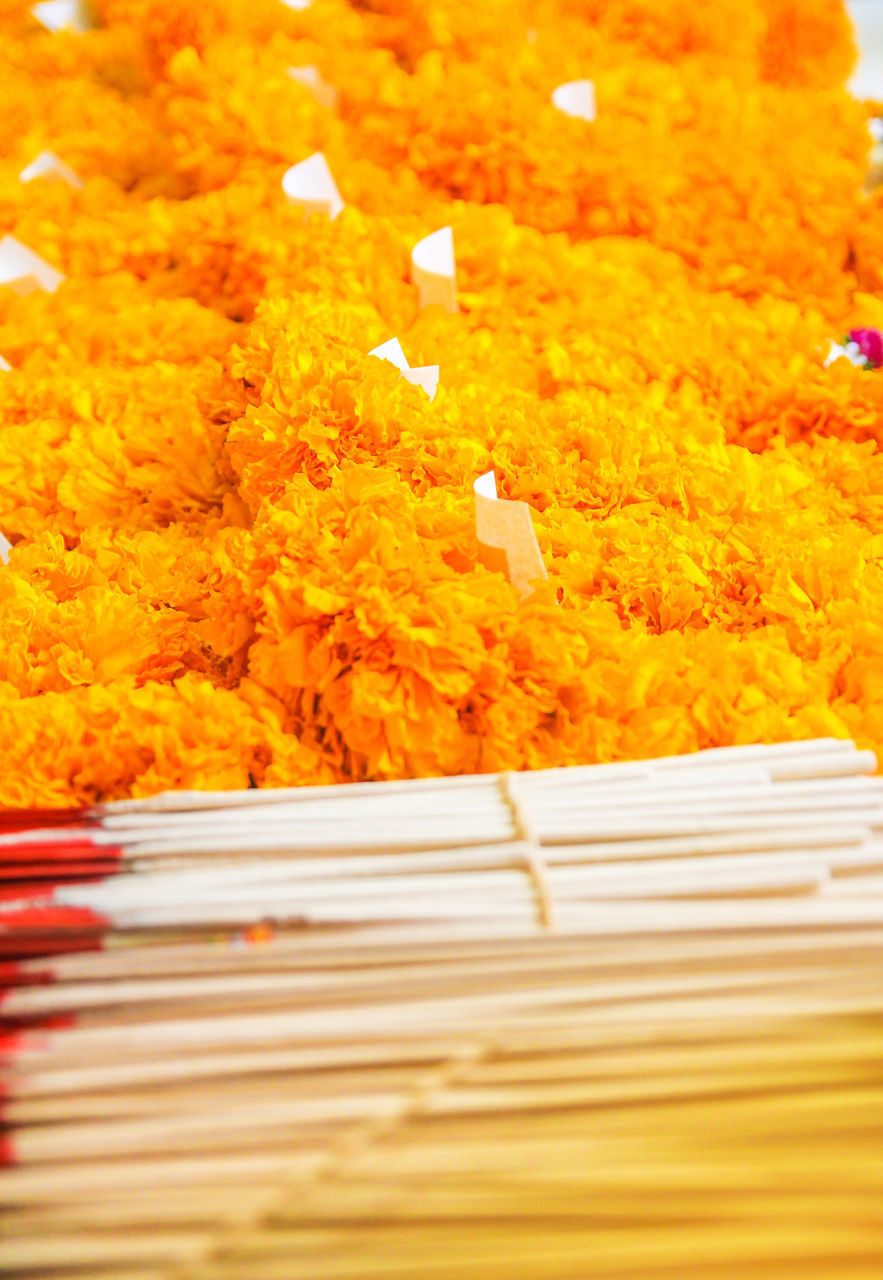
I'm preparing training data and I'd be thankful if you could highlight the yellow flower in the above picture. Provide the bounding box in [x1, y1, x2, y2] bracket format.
[0, 0, 879, 804]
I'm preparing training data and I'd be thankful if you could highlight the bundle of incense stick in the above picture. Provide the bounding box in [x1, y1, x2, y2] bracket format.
[2, 737, 882, 1280]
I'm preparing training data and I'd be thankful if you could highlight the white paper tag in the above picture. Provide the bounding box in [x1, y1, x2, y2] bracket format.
[0, 235, 65, 295]
[287, 65, 337, 109]
[0, 355, 10, 372]
[19, 150, 83, 189]
[848, 0, 883, 100]
[31, 0, 92, 32]
[369, 338, 438, 400]
[282, 152, 344, 220]
[402, 365, 439, 401]
[411, 226, 458, 312]
[473, 470, 497, 500]
[551, 80, 596, 121]
[473, 471, 547, 599]
[0, 533, 11, 564]
[368, 337, 409, 373]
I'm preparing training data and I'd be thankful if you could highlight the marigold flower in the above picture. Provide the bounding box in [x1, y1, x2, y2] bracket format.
[0, 0, 879, 806]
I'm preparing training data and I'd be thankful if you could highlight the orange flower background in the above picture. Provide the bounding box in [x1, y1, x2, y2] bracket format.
[1, 0, 882, 804]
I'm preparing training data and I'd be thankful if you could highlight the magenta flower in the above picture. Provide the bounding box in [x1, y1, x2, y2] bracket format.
[847, 327, 883, 368]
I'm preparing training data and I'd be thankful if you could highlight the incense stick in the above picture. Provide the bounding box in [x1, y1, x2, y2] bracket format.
[3, 737, 882, 1280]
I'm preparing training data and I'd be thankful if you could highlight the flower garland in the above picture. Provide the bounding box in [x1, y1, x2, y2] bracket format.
[0, 0, 881, 804]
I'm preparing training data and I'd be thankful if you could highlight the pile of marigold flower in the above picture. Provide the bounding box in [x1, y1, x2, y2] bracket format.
[0, 0, 882, 805]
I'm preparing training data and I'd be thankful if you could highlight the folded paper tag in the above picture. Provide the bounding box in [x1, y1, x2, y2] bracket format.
[474, 470, 547, 599]
[0, 355, 10, 371]
[369, 337, 439, 401]
[280, 0, 312, 8]
[0, 533, 11, 564]
[19, 150, 83, 188]
[282, 152, 344, 220]
[848, 4, 883, 100]
[31, 0, 92, 32]
[287, 65, 338, 109]
[551, 79, 596, 122]
[411, 226, 458, 312]
[0, 235, 65, 295]
[369, 337, 409, 373]
[403, 364, 439, 399]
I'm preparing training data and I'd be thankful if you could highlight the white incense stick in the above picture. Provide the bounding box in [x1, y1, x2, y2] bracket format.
[3, 734, 881, 1280]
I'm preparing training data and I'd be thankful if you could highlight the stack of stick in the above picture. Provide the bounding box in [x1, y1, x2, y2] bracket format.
[2, 737, 882, 1280]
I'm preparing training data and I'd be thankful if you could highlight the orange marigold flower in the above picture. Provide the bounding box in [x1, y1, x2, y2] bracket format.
[0, 0, 879, 805]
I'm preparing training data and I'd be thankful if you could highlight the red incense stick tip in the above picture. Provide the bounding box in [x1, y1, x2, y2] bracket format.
[0, 904, 107, 932]
[0, 962, 53, 991]
[0, 884, 56, 903]
[0, 807, 91, 832]
[0, 840, 112, 864]
[0, 863, 120, 882]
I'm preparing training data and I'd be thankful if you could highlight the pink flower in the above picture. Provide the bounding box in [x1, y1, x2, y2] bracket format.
[847, 327, 883, 368]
